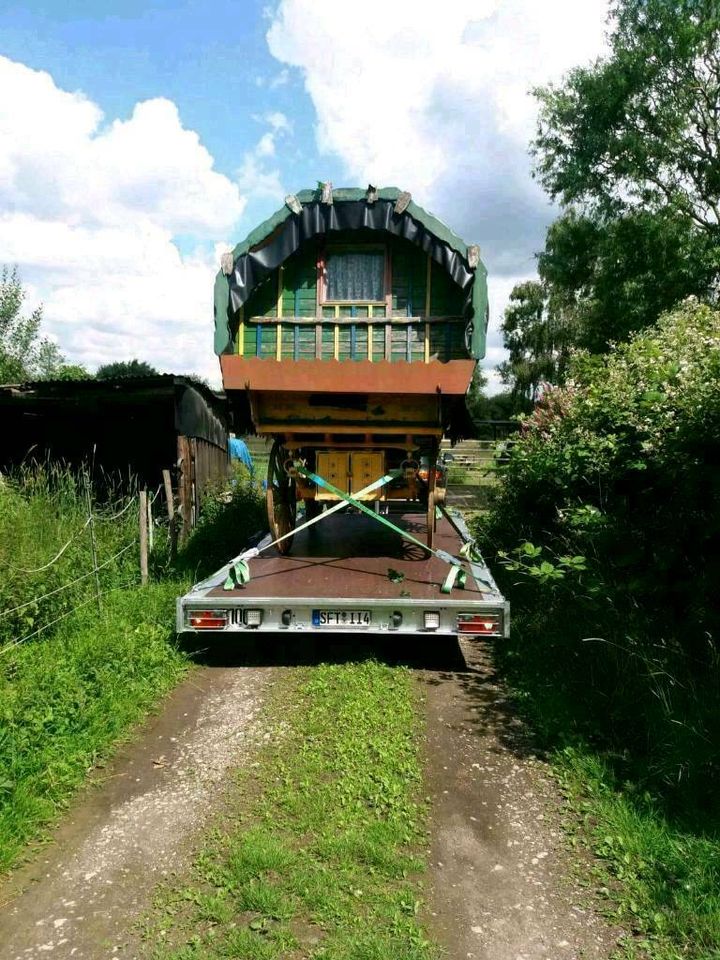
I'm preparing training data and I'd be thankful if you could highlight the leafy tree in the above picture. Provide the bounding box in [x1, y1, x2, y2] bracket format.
[500, 0, 720, 394]
[96, 359, 159, 379]
[54, 364, 92, 380]
[534, 0, 720, 234]
[498, 280, 575, 402]
[0, 267, 66, 382]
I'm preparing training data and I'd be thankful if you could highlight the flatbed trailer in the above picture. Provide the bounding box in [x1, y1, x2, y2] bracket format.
[177, 505, 508, 639]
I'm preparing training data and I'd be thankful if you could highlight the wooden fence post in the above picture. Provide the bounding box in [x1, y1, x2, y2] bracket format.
[84, 474, 102, 613]
[177, 436, 193, 544]
[162, 468, 177, 561]
[139, 488, 149, 585]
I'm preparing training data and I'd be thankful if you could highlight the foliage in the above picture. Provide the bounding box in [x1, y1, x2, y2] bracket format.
[499, 279, 577, 400]
[534, 0, 720, 233]
[501, 1, 720, 393]
[0, 267, 66, 382]
[174, 480, 265, 581]
[53, 363, 92, 380]
[480, 299, 720, 958]
[96, 358, 159, 379]
[480, 300, 720, 795]
[0, 464, 140, 649]
[0, 581, 188, 873]
[146, 662, 434, 960]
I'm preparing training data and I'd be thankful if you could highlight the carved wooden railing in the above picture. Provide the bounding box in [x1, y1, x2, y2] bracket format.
[235, 316, 469, 363]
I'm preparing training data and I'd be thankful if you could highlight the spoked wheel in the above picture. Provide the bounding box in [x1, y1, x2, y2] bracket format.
[266, 439, 297, 555]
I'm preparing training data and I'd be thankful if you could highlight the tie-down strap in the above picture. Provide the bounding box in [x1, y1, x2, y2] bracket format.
[223, 462, 478, 593]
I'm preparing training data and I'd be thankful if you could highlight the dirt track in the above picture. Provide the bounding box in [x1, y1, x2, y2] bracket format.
[0, 638, 620, 960]
[0, 662, 272, 959]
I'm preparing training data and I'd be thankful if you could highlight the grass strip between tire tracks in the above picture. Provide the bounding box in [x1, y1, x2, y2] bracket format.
[148, 660, 437, 960]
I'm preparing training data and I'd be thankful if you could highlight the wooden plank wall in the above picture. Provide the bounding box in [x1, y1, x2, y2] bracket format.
[176, 436, 229, 542]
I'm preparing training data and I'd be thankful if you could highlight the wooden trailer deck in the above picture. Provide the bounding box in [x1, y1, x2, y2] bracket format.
[179, 507, 509, 639]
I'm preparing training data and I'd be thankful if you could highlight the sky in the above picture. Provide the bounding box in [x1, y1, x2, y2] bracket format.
[0, 0, 611, 389]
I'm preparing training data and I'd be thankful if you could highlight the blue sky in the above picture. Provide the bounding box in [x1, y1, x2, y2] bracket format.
[0, 0, 610, 386]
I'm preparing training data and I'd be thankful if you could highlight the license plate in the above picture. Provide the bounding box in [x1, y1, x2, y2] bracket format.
[312, 609, 371, 627]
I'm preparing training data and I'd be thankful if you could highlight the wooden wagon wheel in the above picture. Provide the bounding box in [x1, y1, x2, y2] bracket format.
[266, 439, 297, 555]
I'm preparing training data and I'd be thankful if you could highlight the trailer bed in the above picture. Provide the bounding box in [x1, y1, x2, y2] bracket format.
[177, 507, 508, 639]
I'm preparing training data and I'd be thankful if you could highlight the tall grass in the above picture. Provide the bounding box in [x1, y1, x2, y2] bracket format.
[0, 463, 139, 649]
[0, 582, 188, 873]
[0, 462, 268, 877]
[0, 463, 190, 874]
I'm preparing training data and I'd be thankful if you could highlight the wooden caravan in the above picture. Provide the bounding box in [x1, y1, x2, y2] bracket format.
[214, 185, 488, 552]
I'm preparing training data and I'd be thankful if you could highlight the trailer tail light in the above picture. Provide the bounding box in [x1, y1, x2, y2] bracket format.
[457, 612, 502, 636]
[244, 609, 263, 628]
[187, 609, 228, 630]
[423, 611, 441, 631]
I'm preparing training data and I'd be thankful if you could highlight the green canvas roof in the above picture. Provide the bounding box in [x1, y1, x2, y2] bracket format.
[214, 186, 488, 358]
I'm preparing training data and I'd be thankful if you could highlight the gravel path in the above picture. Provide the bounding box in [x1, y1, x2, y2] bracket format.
[422, 638, 623, 960]
[0, 664, 272, 960]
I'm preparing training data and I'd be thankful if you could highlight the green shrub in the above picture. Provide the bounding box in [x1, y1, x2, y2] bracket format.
[175, 481, 266, 581]
[478, 300, 720, 801]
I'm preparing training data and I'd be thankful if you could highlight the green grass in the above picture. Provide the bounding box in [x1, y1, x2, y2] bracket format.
[0, 463, 140, 648]
[554, 748, 720, 959]
[492, 611, 720, 960]
[0, 463, 193, 875]
[0, 580, 189, 873]
[147, 661, 436, 960]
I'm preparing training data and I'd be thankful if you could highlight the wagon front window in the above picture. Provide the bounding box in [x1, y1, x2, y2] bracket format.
[324, 250, 385, 303]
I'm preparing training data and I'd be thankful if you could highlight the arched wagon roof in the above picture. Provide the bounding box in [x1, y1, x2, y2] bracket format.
[213, 186, 489, 358]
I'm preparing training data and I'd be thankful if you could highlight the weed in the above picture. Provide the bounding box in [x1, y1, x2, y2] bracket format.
[145, 661, 436, 960]
[0, 580, 188, 873]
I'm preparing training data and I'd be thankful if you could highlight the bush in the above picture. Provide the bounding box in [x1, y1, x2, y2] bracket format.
[478, 300, 720, 803]
[175, 481, 266, 581]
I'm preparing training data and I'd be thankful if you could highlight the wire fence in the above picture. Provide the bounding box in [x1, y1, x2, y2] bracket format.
[0, 478, 171, 656]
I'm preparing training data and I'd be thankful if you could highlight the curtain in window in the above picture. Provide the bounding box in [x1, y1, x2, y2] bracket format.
[326, 251, 384, 301]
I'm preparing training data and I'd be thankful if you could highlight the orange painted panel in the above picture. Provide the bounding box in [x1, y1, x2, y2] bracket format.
[220, 357, 475, 397]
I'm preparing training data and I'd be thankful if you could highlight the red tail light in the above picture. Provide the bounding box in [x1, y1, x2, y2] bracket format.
[457, 613, 502, 636]
[187, 609, 228, 630]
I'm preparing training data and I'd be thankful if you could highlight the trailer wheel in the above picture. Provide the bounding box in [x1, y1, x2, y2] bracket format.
[267, 440, 297, 554]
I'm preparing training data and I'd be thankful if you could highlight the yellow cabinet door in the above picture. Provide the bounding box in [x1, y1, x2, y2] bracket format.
[316, 452, 350, 500]
[349, 452, 385, 501]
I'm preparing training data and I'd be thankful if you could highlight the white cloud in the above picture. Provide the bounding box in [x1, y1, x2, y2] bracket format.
[0, 55, 246, 382]
[236, 112, 293, 199]
[267, 0, 610, 378]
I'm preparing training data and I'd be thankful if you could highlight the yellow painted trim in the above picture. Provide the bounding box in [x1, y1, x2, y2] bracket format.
[334, 303, 340, 319]
[276, 266, 283, 361]
[424, 322, 430, 363]
[334, 324, 340, 360]
[425, 254, 432, 317]
[237, 307, 245, 356]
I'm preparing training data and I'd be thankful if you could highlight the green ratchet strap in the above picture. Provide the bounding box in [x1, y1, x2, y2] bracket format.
[293, 464, 466, 594]
[223, 468, 402, 590]
[223, 462, 479, 594]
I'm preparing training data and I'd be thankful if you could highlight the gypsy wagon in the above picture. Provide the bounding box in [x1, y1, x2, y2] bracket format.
[214, 185, 488, 553]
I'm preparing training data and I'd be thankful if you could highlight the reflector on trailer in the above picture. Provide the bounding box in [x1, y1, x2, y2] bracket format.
[187, 609, 228, 629]
[423, 611, 441, 630]
[457, 612, 502, 636]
